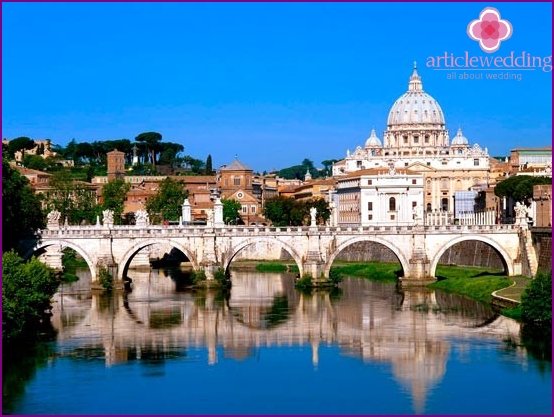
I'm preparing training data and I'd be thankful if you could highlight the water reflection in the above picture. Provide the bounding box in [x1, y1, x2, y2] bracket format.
[52, 267, 522, 414]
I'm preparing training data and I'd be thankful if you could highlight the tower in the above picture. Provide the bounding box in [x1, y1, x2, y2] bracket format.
[107, 149, 126, 180]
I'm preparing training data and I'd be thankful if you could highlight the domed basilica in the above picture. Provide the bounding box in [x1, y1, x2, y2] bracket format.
[332, 65, 491, 225]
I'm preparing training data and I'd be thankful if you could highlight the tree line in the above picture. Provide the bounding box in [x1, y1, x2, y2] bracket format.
[4, 132, 214, 176]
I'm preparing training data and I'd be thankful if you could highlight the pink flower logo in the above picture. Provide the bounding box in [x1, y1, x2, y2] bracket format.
[467, 7, 513, 53]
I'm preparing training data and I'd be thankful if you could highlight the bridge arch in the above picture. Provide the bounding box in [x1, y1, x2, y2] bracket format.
[118, 239, 199, 280]
[324, 236, 410, 278]
[223, 237, 304, 277]
[28, 240, 96, 280]
[430, 236, 512, 277]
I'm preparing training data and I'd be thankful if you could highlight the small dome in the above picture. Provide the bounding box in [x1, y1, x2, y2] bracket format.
[451, 127, 469, 146]
[364, 129, 382, 148]
[387, 64, 445, 127]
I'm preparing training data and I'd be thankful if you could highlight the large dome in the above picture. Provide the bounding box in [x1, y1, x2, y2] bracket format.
[387, 65, 445, 128]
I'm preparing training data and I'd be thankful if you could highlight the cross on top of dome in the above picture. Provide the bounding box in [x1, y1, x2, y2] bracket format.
[408, 61, 423, 92]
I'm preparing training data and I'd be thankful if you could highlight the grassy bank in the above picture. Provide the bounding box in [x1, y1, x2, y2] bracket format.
[429, 266, 512, 304]
[330, 262, 400, 283]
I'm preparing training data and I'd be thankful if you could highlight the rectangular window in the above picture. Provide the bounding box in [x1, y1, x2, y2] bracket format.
[368, 202, 373, 211]
[412, 201, 417, 208]
[234, 178, 241, 186]
[414, 137, 419, 144]
[242, 206, 247, 213]
[251, 206, 256, 213]
[368, 179, 372, 185]
[368, 214, 373, 220]
[474, 159, 479, 166]
[412, 179, 417, 184]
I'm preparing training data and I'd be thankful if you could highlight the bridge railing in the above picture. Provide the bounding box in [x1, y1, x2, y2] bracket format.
[39, 222, 518, 238]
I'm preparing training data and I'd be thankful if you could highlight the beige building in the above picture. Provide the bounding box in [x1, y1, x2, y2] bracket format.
[509, 147, 552, 175]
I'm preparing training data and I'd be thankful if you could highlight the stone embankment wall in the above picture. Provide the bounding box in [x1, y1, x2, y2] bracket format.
[235, 240, 506, 270]
[531, 228, 552, 274]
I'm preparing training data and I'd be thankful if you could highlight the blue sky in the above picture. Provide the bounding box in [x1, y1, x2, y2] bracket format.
[2, 2, 552, 173]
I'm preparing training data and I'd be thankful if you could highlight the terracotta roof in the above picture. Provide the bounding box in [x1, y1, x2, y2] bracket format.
[12, 165, 52, 177]
[220, 159, 252, 171]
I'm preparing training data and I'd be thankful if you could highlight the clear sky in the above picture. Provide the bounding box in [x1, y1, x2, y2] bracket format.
[2, 2, 552, 173]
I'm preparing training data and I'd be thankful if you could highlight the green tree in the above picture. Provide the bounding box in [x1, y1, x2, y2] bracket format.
[62, 138, 78, 161]
[135, 132, 162, 166]
[74, 142, 95, 163]
[43, 171, 98, 225]
[43, 170, 74, 223]
[158, 142, 184, 166]
[222, 198, 242, 224]
[2, 251, 60, 344]
[101, 179, 131, 224]
[23, 154, 48, 171]
[146, 177, 188, 224]
[521, 271, 552, 327]
[205, 154, 213, 175]
[494, 175, 551, 202]
[321, 159, 338, 177]
[2, 159, 45, 253]
[263, 196, 304, 226]
[8, 136, 36, 161]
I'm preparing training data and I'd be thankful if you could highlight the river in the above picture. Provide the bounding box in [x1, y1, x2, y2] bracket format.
[2, 267, 551, 415]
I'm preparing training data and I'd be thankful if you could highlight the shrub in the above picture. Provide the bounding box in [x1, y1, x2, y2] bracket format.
[214, 267, 230, 286]
[520, 271, 552, 327]
[2, 251, 60, 344]
[329, 268, 343, 284]
[295, 274, 313, 289]
[191, 269, 206, 284]
[98, 267, 113, 291]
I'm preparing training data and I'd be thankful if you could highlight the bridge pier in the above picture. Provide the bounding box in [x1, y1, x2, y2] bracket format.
[302, 230, 333, 287]
[40, 244, 64, 272]
[402, 235, 436, 286]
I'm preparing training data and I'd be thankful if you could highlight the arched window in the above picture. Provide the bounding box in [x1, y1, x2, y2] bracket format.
[441, 198, 449, 212]
[426, 203, 432, 212]
[389, 197, 396, 211]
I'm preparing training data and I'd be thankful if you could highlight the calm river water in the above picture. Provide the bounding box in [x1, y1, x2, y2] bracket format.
[3, 268, 552, 415]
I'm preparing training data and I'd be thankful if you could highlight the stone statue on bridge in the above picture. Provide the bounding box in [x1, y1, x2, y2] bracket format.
[514, 202, 529, 227]
[135, 210, 150, 227]
[47, 210, 61, 229]
[102, 209, 114, 228]
[412, 204, 424, 225]
[310, 207, 317, 227]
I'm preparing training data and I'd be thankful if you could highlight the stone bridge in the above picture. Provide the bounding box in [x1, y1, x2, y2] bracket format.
[28, 222, 536, 287]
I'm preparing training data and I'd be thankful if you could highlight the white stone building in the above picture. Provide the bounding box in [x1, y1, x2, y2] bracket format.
[336, 167, 424, 227]
[333, 64, 491, 215]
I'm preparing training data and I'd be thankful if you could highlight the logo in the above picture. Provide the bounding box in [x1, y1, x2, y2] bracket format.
[467, 7, 513, 53]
